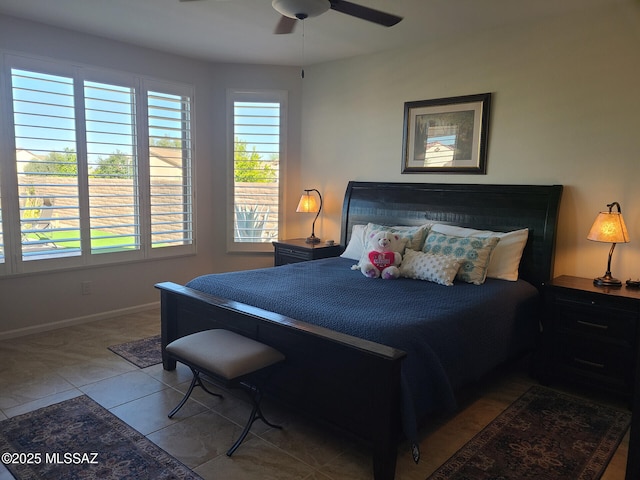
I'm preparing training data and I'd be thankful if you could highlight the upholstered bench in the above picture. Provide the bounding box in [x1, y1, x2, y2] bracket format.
[165, 329, 285, 456]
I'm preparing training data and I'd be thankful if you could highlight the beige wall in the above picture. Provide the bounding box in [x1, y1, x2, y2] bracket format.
[300, 2, 640, 283]
[0, 15, 302, 337]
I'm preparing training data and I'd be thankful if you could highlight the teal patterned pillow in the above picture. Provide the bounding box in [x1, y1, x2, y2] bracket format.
[423, 232, 499, 285]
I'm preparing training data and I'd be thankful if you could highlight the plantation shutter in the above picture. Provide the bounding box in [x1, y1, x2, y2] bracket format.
[148, 90, 193, 249]
[1, 55, 195, 275]
[232, 99, 280, 245]
[84, 80, 140, 254]
[12, 68, 82, 261]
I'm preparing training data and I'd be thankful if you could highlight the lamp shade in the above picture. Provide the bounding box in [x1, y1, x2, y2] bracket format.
[296, 193, 319, 213]
[587, 211, 629, 243]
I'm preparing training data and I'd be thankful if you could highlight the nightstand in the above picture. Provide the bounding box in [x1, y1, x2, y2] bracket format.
[273, 238, 342, 266]
[541, 275, 640, 400]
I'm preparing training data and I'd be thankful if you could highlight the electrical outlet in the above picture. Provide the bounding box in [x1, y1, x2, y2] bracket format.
[81, 281, 92, 295]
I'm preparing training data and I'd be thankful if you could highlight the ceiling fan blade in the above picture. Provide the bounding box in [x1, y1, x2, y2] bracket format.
[274, 15, 297, 34]
[329, 0, 402, 27]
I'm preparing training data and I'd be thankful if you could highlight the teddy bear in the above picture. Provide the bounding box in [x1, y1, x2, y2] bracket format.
[356, 230, 404, 279]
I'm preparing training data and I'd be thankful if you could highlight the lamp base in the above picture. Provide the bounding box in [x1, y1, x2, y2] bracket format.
[593, 273, 622, 287]
[305, 235, 321, 244]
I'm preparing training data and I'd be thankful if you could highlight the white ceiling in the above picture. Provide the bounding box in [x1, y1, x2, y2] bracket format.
[0, 0, 624, 66]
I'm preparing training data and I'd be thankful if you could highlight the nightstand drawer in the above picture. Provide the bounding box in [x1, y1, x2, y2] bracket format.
[276, 247, 311, 262]
[273, 239, 342, 266]
[554, 303, 636, 346]
[554, 290, 638, 314]
[554, 336, 633, 386]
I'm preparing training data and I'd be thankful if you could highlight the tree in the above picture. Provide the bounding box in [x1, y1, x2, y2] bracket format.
[92, 151, 132, 178]
[24, 148, 78, 175]
[150, 136, 182, 148]
[234, 137, 275, 183]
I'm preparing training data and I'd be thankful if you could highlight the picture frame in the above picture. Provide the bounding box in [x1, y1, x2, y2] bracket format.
[401, 92, 491, 174]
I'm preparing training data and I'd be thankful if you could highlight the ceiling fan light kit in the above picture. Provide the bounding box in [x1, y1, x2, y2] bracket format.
[272, 0, 330, 19]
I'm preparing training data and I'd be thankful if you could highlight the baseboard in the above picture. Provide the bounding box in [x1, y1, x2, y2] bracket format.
[0, 302, 160, 341]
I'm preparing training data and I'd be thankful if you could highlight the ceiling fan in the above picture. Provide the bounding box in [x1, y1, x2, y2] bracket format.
[272, 0, 402, 34]
[180, 0, 403, 35]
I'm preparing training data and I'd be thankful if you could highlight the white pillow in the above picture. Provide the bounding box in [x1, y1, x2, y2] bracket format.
[430, 224, 529, 281]
[340, 224, 367, 260]
[341, 222, 433, 261]
[366, 222, 432, 251]
[399, 250, 460, 286]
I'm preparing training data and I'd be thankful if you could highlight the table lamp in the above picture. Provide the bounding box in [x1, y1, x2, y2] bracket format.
[587, 201, 629, 286]
[296, 189, 322, 244]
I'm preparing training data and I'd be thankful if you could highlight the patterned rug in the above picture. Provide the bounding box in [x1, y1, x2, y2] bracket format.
[427, 385, 630, 480]
[0, 395, 200, 480]
[108, 335, 162, 368]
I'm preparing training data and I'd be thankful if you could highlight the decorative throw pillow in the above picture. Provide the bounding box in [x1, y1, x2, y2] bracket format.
[366, 222, 432, 252]
[430, 224, 529, 281]
[399, 249, 460, 286]
[340, 224, 367, 260]
[423, 232, 499, 285]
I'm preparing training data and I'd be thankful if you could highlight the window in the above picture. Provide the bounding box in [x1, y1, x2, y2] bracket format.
[148, 90, 193, 249]
[228, 90, 286, 252]
[0, 55, 194, 275]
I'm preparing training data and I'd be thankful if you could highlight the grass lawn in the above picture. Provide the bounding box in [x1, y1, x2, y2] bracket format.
[24, 230, 138, 252]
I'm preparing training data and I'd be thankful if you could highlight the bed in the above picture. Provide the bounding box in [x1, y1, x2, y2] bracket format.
[156, 181, 563, 480]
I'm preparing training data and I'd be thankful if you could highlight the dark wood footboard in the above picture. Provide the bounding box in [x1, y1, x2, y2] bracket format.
[156, 281, 407, 480]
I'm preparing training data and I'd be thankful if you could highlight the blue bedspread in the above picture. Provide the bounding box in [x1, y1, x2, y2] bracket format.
[186, 256, 539, 438]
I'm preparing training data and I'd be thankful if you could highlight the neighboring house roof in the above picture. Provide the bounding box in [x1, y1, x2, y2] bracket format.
[149, 146, 185, 178]
[149, 146, 183, 168]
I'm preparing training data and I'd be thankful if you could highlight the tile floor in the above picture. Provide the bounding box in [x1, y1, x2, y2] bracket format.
[0, 308, 630, 479]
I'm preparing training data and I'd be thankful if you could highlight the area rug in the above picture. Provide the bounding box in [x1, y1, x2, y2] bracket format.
[108, 335, 161, 368]
[427, 385, 630, 480]
[0, 395, 201, 480]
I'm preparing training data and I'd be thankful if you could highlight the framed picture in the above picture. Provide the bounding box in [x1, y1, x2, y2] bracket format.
[402, 92, 491, 174]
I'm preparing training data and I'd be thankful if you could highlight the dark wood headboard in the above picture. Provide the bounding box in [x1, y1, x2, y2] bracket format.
[340, 182, 563, 290]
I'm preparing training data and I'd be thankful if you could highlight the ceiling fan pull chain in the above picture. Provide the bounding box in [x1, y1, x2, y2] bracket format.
[301, 17, 305, 79]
